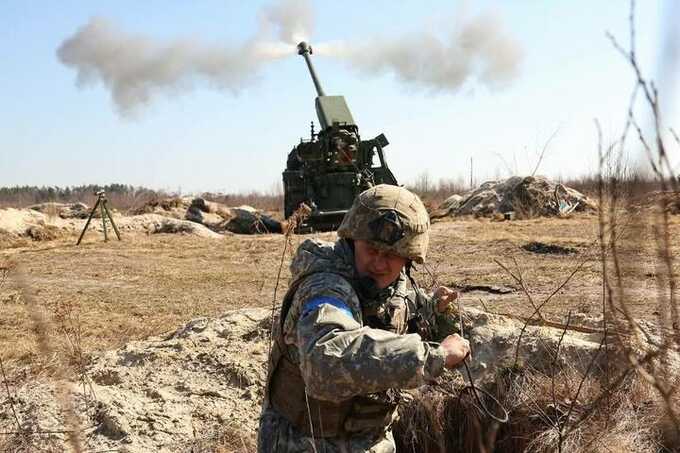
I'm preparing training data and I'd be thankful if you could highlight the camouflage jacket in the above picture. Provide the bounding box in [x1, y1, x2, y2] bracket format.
[259, 238, 450, 452]
[279, 238, 446, 402]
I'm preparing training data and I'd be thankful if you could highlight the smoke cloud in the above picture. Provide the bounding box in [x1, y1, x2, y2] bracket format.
[57, 18, 295, 115]
[315, 12, 522, 92]
[57, 2, 521, 116]
[260, 0, 313, 44]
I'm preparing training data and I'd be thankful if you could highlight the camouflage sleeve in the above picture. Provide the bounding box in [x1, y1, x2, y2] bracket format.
[293, 273, 446, 403]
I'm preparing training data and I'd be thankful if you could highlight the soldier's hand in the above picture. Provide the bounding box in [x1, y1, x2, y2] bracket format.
[440, 334, 470, 369]
[434, 286, 459, 314]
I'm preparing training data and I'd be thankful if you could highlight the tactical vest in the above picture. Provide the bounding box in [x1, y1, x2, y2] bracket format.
[266, 272, 408, 438]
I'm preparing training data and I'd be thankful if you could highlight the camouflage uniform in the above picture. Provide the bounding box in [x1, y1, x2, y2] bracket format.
[258, 238, 447, 452]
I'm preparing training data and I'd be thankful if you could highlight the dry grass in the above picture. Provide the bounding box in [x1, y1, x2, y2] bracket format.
[393, 337, 676, 452]
[213, 426, 257, 453]
[183, 423, 257, 453]
[0, 228, 334, 373]
[2, 215, 677, 375]
[1, 210, 678, 451]
[2, 4, 677, 451]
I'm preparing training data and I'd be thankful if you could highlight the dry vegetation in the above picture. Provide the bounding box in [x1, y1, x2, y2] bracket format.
[2, 3, 679, 452]
[1, 210, 679, 451]
[4, 214, 676, 373]
[0, 185, 285, 217]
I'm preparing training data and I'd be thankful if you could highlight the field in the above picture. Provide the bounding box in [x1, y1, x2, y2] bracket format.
[2, 212, 675, 372]
[2, 208, 680, 452]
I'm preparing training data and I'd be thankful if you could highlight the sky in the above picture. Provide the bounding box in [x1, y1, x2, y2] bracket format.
[0, 1, 678, 194]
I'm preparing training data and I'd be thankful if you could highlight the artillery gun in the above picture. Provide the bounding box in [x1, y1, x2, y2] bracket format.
[283, 41, 398, 231]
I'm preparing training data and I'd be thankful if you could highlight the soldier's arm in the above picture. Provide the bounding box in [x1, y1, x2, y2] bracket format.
[293, 273, 446, 403]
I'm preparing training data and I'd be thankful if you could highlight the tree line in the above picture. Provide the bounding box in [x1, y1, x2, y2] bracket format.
[0, 184, 161, 209]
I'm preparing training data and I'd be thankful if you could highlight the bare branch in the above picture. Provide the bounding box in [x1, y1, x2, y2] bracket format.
[0, 356, 22, 432]
[531, 126, 561, 177]
[494, 258, 543, 320]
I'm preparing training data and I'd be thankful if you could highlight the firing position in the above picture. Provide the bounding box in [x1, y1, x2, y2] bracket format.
[259, 185, 470, 452]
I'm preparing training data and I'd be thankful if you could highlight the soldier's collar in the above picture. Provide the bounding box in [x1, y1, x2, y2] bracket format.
[353, 273, 399, 305]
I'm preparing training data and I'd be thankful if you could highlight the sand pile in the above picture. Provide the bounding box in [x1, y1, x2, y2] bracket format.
[0, 306, 618, 452]
[130, 197, 192, 219]
[132, 197, 283, 234]
[0, 208, 76, 244]
[113, 214, 224, 239]
[1, 309, 269, 452]
[28, 202, 91, 219]
[0, 196, 282, 246]
[186, 198, 283, 234]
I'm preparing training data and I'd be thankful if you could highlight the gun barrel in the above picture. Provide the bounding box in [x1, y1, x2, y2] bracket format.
[297, 41, 326, 97]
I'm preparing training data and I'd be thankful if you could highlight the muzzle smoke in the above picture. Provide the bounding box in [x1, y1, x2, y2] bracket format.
[315, 12, 522, 92]
[57, 2, 522, 116]
[260, 0, 313, 44]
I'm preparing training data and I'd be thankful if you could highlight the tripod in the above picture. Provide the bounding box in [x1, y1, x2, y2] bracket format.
[76, 191, 121, 245]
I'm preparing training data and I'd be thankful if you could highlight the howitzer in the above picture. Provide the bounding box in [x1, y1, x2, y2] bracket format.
[282, 41, 398, 231]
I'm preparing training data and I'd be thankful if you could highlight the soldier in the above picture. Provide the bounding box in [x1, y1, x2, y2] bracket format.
[259, 184, 470, 452]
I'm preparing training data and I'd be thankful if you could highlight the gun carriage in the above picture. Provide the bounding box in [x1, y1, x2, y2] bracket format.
[283, 41, 398, 231]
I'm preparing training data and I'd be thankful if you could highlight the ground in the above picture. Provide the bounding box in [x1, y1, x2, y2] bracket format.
[2, 212, 677, 373]
[1, 212, 679, 451]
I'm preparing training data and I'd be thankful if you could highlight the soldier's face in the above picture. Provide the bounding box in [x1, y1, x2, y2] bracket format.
[354, 240, 408, 289]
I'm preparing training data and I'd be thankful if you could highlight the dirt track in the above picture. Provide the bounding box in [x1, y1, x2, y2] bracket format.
[1, 213, 677, 373]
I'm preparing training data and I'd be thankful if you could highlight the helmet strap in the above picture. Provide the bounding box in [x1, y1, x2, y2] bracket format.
[405, 261, 421, 297]
[405, 261, 435, 338]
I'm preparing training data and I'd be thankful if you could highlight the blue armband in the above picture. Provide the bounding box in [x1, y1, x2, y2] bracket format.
[301, 296, 354, 320]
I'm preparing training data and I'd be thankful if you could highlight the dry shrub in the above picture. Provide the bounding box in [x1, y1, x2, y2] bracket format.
[408, 173, 469, 209]
[184, 424, 257, 453]
[25, 224, 62, 242]
[0, 433, 64, 453]
[130, 196, 187, 215]
[0, 231, 28, 249]
[394, 363, 674, 453]
[593, 3, 680, 451]
[214, 428, 257, 453]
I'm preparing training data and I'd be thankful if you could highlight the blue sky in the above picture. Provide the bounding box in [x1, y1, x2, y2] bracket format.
[0, 1, 676, 194]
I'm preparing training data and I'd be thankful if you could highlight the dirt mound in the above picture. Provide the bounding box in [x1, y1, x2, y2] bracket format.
[0, 208, 74, 244]
[130, 197, 191, 219]
[185, 197, 233, 229]
[114, 214, 224, 239]
[129, 197, 282, 235]
[25, 224, 63, 241]
[0, 208, 51, 235]
[636, 190, 680, 214]
[1, 309, 268, 452]
[186, 198, 283, 234]
[433, 176, 597, 219]
[222, 205, 283, 234]
[1, 306, 620, 452]
[28, 202, 90, 219]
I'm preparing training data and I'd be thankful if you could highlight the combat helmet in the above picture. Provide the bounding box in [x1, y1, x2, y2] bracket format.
[337, 184, 430, 263]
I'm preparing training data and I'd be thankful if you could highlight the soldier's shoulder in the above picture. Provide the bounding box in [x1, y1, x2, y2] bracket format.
[283, 271, 360, 335]
[290, 238, 353, 278]
[294, 271, 356, 304]
[297, 237, 336, 254]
